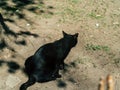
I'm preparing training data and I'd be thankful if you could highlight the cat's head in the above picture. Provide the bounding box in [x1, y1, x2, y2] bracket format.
[62, 31, 79, 47]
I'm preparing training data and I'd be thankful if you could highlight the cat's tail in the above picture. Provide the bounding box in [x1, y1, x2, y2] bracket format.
[20, 75, 36, 90]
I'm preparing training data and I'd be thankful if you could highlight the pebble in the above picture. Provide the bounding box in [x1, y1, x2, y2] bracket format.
[26, 23, 30, 26]
[96, 23, 100, 27]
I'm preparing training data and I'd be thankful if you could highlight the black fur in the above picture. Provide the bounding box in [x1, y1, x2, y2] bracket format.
[20, 31, 78, 90]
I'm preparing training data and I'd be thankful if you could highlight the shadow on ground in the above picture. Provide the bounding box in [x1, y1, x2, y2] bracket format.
[0, 13, 39, 51]
[0, 59, 24, 74]
[56, 62, 78, 88]
[0, 0, 54, 52]
[57, 79, 67, 88]
[0, 0, 54, 22]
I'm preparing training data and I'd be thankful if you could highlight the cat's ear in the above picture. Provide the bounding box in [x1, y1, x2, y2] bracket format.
[62, 31, 68, 37]
[74, 33, 79, 38]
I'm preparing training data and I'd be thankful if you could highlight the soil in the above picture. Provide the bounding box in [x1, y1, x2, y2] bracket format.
[0, 0, 120, 90]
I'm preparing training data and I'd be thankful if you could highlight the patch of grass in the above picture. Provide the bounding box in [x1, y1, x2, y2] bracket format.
[69, 0, 81, 4]
[58, 0, 84, 23]
[102, 46, 110, 52]
[59, 7, 83, 23]
[33, 2, 54, 19]
[89, 12, 103, 19]
[41, 13, 53, 18]
[85, 44, 110, 52]
[73, 57, 91, 65]
[36, 3, 45, 9]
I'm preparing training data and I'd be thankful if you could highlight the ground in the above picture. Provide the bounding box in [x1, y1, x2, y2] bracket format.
[0, 0, 120, 90]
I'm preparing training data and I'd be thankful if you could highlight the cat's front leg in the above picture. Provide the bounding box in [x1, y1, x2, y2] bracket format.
[52, 65, 61, 78]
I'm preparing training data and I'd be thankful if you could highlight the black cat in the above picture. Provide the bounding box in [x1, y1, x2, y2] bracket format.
[20, 31, 78, 90]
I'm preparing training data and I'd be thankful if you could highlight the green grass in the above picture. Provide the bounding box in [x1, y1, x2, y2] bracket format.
[58, 0, 84, 23]
[89, 12, 103, 19]
[69, 0, 82, 4]
[85, 44, 110, 52]
[36, 3, 45, 9]
[29, 2, 54, 19]
[59, 6, 83, 23]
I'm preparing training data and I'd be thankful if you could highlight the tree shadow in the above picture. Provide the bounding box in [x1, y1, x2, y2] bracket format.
[0, 60, 5, 66]
[0, 0, 34, 19]
[15, 40, 27, 45]
[17, 31, 39, 38]
[0, 59, 23, 74]
[1, 0, 54, 21]
[56, 61, 78, 87]
[57, 79, 67, 88]
[56, 77, 77, 88]
[12, 0, 34, 6]
[0, 0, 55, 33]
[0, 0, 54, 51]
[68, 77, 77, 83]
[69, 61, 78, 68]
[7, 61, 20, 73]
[0, 39, 7, 49]
[61, 62, 77, 74]
[0, 13, 39, 51]
[0, 39, 15, 51]
[0, 14, 17, 37]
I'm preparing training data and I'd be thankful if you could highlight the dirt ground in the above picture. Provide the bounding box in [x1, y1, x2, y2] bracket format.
[0, 0, 120, 90]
